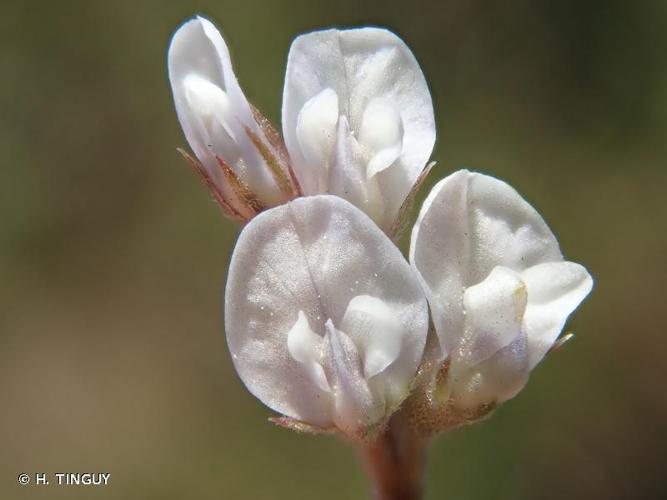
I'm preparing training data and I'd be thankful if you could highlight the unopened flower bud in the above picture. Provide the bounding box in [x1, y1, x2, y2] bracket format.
[168, 17, 299, 221]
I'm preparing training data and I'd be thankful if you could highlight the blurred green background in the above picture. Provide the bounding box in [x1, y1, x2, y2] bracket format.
[1, 0, 665, 498]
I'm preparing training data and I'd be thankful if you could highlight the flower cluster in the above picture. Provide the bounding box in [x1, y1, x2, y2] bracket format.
[168, 17, 592, 440]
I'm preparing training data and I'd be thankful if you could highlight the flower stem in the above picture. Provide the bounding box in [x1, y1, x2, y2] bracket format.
[360, 413, 427, 500]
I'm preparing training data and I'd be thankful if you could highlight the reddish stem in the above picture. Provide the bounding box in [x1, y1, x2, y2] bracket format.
[360, 414, 426, 500]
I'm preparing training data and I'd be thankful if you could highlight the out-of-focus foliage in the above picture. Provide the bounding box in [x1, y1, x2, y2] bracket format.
[1, 1, 665, 499]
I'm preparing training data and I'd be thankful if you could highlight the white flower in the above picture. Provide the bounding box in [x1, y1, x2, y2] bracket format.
[168, 17, 435, 232]
[282, 28, 435, 231]
[169, 16, 593, 441]
[409, 170, 593, 416]
[168, 17, 299, 220]
[224, 195, 428, 437]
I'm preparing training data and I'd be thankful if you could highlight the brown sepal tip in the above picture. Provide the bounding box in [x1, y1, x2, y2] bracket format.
[548, 332, 575, 355]
[176, 148, 245, 221]
[215, 155, 265, 215]
[269, 416, 336, 435]
[389, 160, 437, 241]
